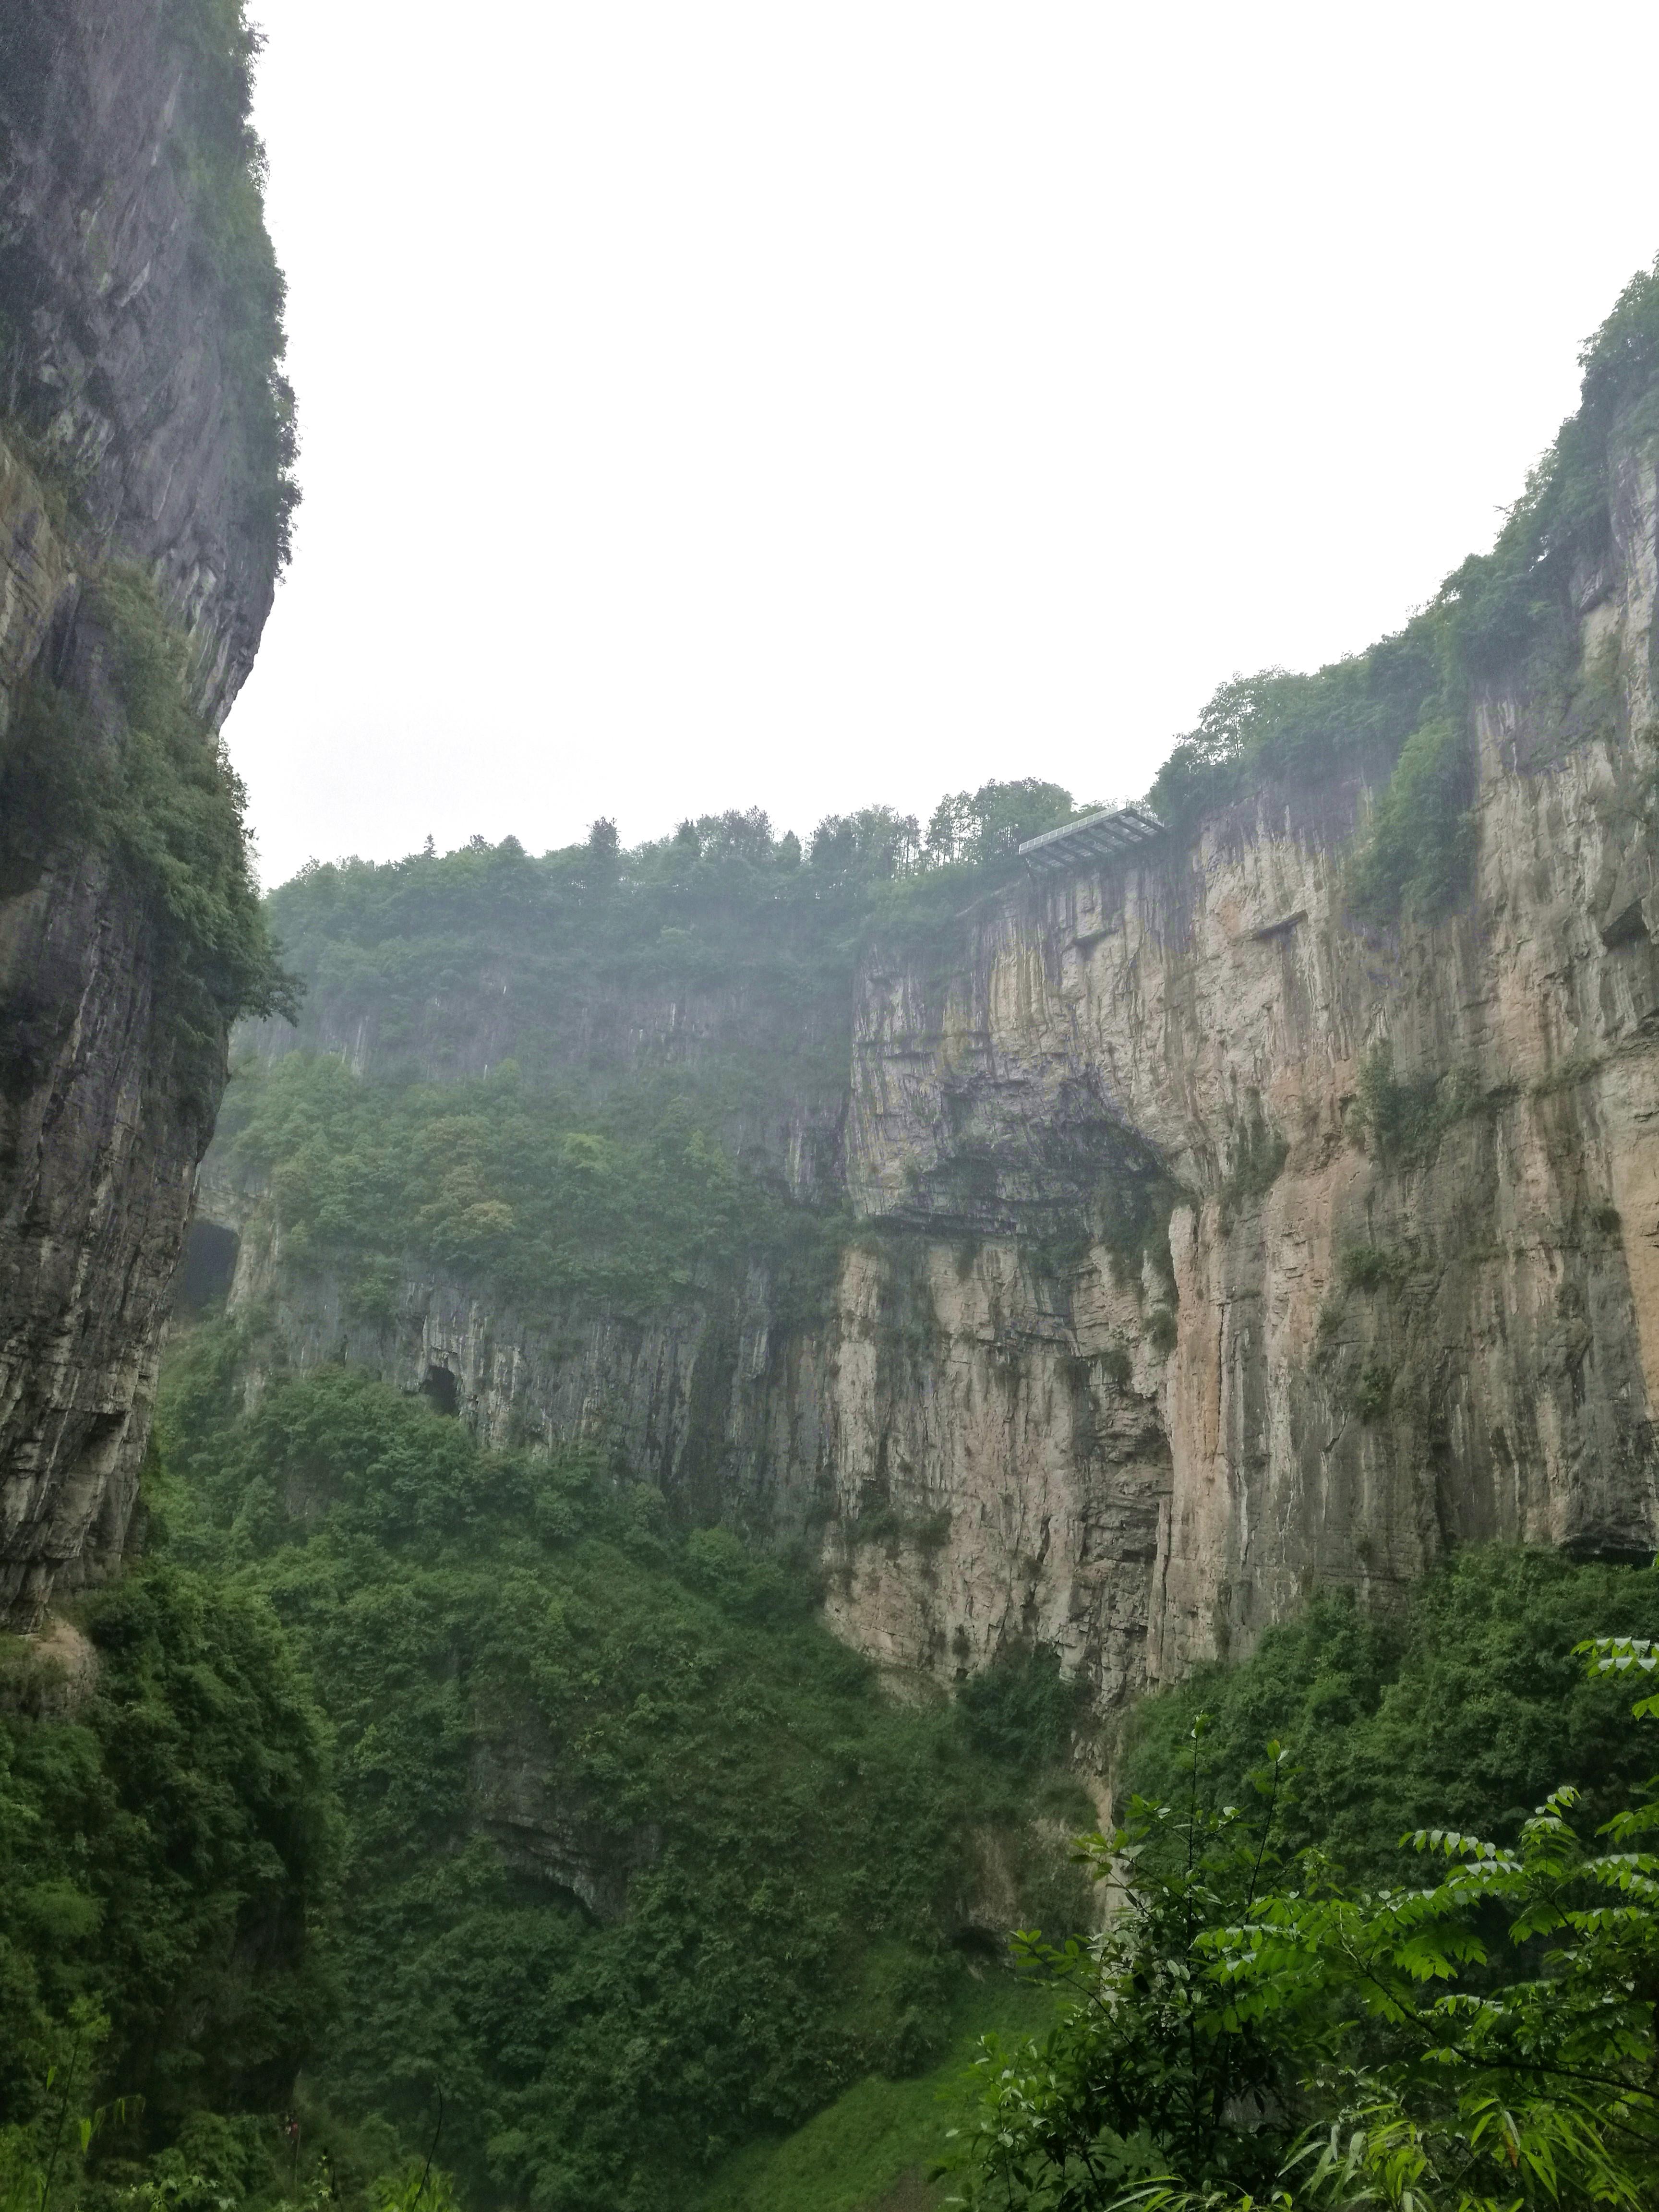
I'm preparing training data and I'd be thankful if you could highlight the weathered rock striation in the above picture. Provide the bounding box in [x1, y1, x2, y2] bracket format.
[0, 0, 290, 1622]
[200, 321, 1659, 1738]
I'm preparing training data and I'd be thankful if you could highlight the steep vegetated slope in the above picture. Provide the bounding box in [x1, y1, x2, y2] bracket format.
[1122, 1544, 1659, 1877]
[2, 1341, 1091, 2212]
[204, 264, 1659, 1738]
[0, 0, 293, 1623]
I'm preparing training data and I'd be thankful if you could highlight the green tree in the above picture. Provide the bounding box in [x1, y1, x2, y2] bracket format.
[948, 1633, 1659, 2210]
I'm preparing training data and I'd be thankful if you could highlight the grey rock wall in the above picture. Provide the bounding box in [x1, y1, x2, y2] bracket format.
[0, 0, 286, 1621]
[208, 419, 1659, 1733]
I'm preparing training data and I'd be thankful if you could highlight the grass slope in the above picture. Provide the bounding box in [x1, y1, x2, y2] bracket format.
[693, 1979, 1057, 2212]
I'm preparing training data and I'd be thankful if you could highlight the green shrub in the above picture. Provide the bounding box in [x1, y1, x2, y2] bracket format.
[0, 565, 294, 1082]
[1120, 1545, 1659, 1885]
[1347, 712, 1477, 923]
[1144, 1306, 1178, 1356]
[1339, 1240, 1415, 1293]
[957, 1647, 1084, 1771]
[94, 569, 296, 1035]
[1354, 1039, 1473, 1165]
[1349, 1353, 1395, 1422]
[1216, 1098, 1289, 1218]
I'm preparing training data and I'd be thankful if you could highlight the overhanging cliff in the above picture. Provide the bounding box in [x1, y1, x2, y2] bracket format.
[0, 0, 292, 1623]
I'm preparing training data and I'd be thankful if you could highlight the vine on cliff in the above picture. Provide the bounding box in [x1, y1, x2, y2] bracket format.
[163, 0, 300, 577]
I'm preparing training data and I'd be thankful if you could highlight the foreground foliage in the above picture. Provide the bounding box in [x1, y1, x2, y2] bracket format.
[949, 1559, 1659, 2210]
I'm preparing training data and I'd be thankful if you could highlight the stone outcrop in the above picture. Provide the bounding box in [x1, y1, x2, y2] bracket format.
[0, 0, 288, 1622]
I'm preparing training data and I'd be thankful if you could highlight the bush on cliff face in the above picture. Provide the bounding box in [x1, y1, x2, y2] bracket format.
[0, 566, 296, 1088]
[152, 1343, 1081, 2212]
[95, 569, 298, 1034]
[1346, 713, 1476, 925]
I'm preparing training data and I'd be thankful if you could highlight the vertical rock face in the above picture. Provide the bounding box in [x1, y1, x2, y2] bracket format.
[206, 425, 1659, 1727]
[820, 446, 1659, 1712]
[0, 0, 289, 1622]
[196, 325, 1659, 1733]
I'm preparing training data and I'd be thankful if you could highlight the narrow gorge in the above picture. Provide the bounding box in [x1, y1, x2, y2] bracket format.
[6, 3, 1659, 2205]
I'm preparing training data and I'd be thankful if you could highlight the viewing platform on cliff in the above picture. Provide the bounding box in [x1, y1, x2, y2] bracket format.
[1017, 802, 1165, 876]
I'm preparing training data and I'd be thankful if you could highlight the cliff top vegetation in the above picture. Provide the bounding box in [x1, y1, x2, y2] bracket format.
[214, 779, 1107, 1320]
[254, 259, 1659, 991]
[1143, 254, 1659, 920]
[259, 775, 1088, 1074]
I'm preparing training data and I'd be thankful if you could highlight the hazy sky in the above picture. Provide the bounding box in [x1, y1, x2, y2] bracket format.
[230, 1, 1659, 887]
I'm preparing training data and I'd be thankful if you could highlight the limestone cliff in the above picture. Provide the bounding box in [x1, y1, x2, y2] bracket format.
[0, 0, 291, 1622]
[199, 291, 1659, 1740]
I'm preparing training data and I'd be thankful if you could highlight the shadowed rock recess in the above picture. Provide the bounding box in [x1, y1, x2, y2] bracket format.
[0, 0, 293, 1622]
[199, 280, 1659, 1731]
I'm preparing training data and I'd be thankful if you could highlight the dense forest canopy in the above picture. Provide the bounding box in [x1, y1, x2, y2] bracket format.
[0, 1348, 1092, 2212]
[11, 1459, 1659, 2209]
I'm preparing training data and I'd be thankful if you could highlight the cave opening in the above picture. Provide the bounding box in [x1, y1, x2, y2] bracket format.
[421, 1363, 459, 1417]
[177, 1220, 239, 1313]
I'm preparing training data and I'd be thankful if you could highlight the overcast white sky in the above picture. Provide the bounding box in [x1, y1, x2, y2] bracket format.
[229, 1, 1659, 887]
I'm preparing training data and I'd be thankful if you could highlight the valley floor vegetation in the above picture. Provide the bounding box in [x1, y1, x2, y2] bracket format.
[7, 1373, 1659, 2212]
[0, 1339, 1089, 2212]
